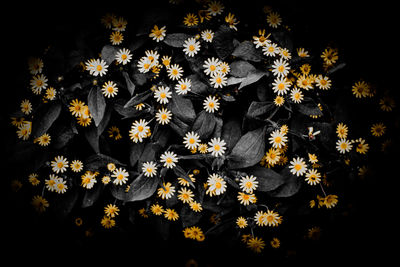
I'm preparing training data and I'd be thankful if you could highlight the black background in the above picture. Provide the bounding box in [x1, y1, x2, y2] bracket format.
[2, 1, 398, 265]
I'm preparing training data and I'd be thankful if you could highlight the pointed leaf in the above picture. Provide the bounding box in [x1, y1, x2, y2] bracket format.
[32, 101, 62, 138]
[232, 40, 263, 62]
[82, 184, 104, 208]
[127, 173, 160, 201]
[244, 166, 285, 192]
[239, 70, 267, 90]
[221, 118, 242, 151]
[230, 60, 256, 78]
[163, 33, 191, 47]
[101, 45, 119, 65]
[173, 165, 195, 188]
[268, 167, 302, 197]
[122, 71, 136, 96]
[246, 101, 275, 119]
[227, 126, 266, 169]
[192, 110, 216, 139]
[168, 94, 196, 124]
[88, 87, 106, 127]
[212, 25, 234, 60]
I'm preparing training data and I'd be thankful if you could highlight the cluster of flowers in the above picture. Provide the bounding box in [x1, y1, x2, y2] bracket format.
[8, 0, 397, 256]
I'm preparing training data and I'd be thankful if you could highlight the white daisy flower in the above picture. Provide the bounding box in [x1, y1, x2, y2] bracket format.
[289, 157, 308, 176]
[115, 48, 132, 65]
[290, 87, 304, 103]
[142, 161, 158, 177]
[91, 59, 109, 77]
[271, 58, 290, 78]
[239, 175, 258, 194]
[183, 37, 201, 57]
[129, 119, 150, 142]
[209, 72, 227, 88]
[203, 57, 221, 76]
[154, 85, 172, 104]
[45, 174, 59, 192]
[175, 78, 192, 95]
[101, 81, 118, 98]
[159, 151, 179, 169]
[272, 77, 291, 95]
[155, 108, 172, 125]
[51, 155, 69, 174]
[206, 173, 226, 196]
[167, 64, 183, 80]
[336, 138, 353, 154]
[183, 131, 201, 150]
[203, 95, 220, 113]
[137, 56, 152, 73]
[54, 178, 68, 194]
[201, 29, 214, 42]
[112, 167, 129, 185]
[207, 137, 226, 157]
[30, 74, 48, 95]
[145, 50, 160, 65]
[149, 25, 167, 42]
[262, 42, 280, 57]
[268, 129, 288, 149]
[207, 1, 225, 16]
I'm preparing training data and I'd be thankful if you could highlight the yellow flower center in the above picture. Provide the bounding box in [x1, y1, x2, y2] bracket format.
[189, 138, 195, 144]
[138, 126, 144, 132]
[189, 45, 195, 51]
[96, 65, 103, 71]
[161, 114, 168, 120]
[57, 162, 64, 169]
[214, 144, 220, 151]
[210, 65, 216, 71]
[160, 92, 166, 98]
[294, 164, 302, 171]
[166, 158, 173, 164]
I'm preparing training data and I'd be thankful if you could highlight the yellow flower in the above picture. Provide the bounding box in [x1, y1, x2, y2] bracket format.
[183, 13, 199, 26]
[104, 204, 120, 218]
[247, 236, 265, 253]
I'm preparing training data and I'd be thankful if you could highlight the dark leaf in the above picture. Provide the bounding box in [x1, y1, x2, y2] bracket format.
[272, 31, 293, 51]
[173, 165, 195, 188]
[163, 33, 192, 47]
[268, 167, 302, 197]
[227, 126, 266, 169]
[205, 218, 235, 236]
[124, 90, 152, 109]
[137, 142, 160, 172]
[81, 183, 104, 208]
[239, 70, 267, 90]
[84, 153, 126, 171]
[169, 116, 191, 137]
[54, 188, 79, 218]
[127, 173, 160, 202]
[187, 74, 209, 95]
[122, 71, 136, 96]
[212, 25, 234, 60]
[32, 101, 62, 138]
[244, 166, 285, 192]
[84, 125, 100, 154]
[296, 97, 323, 116]
[181, 205, 202, 228]
[113, 99, 143, 119]
[246, 101, 275, 119]
[221, 118, 242, 152]
[232, 40, 263, 62]
[129, 142, 145, 167]
[101, 45, 119, 65]
[229, 60, 256, 78]
[327, 62, 346, 75]
[168, 93, 196, 124]
[53, 126, 76, 149]
[212, 116, 223, 138]
[192, 110, 216, 139]
[88, 87, 106, 127]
